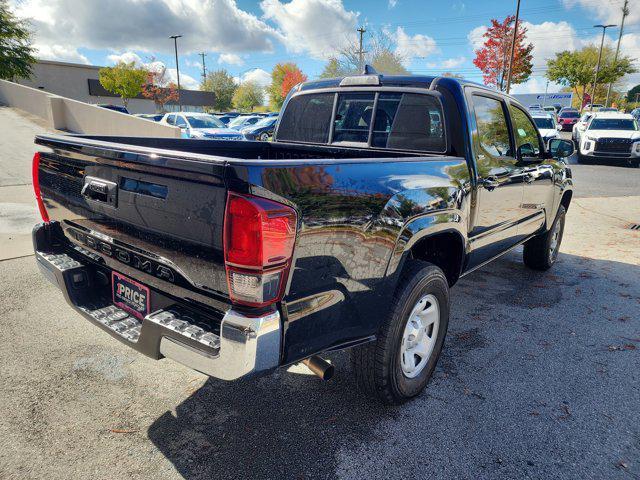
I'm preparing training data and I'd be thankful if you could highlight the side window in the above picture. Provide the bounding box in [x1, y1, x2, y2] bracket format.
[166, 114, 176, 125]
[472, 95, 513, 159]
[175, 115, 188, 128]
[277, 93, 334, 143]
[509, 105, 542, 158]
[371, 93, 446, 152]
[332, 93, 375, 144]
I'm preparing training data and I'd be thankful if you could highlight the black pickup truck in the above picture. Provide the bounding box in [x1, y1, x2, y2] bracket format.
[32, 71, 574, 404]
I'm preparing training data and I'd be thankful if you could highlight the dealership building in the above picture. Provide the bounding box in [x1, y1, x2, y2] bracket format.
[511, 92, 573, 108]
[17, 60, 216, 114]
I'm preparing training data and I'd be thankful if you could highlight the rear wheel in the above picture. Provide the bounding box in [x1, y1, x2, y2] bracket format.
[523, 206, 566, 271]
[259, 132, 269, 141]
[351, 260, 449, 405]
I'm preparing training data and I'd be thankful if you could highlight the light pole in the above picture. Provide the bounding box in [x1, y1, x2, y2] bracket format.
[590, 24, 615, 111]
[169, 35, 183, 111]
[505, 0, 521, 95]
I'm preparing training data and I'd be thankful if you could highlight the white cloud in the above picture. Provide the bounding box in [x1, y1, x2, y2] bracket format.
[218, 53, 245, 66]
[618, 33, 640, 90]
[13, 0, 280, 62]
[427, 56, 466, 69]
[165, 68, 199, 90]
[394, 27, 438, 65]
[562, 0, 638, 26]
[388, 0, 397, 8]
[34, 44, 89, 64]
[260, 0, 359, 59]
[522, 21, 581, 68]
[467, 25, 487, 51]
[234, 68, 272, 88]
[107, 51, 143, 65]
[510, 77, 563, 95]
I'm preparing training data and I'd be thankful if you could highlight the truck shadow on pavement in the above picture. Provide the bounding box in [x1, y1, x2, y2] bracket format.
[147, 250, 640, 480]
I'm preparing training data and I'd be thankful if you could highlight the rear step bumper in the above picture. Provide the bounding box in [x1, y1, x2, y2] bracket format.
[33, 223, 281, 381]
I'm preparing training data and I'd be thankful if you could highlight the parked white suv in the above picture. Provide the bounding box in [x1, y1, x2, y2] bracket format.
[577, 112, 640, 166]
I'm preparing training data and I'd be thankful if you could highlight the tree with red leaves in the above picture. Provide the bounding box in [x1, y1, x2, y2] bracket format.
[281, 69, 308, 99]
[267, 63, 307, 110]
[473, 15, 533, 91]
[141, 62, 179, 113]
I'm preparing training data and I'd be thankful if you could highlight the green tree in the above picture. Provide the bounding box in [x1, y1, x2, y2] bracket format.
[546, 45, 636, 108]
[0, 0, 36, 80]
[319, 57, 350, 79]
[201, 69, 237, 111]
[232, 81, 264, 111]
[98, 61, 147, 108]
[268, 62, 305, 110]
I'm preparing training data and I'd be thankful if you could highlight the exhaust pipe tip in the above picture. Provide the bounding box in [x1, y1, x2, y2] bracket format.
[302, 356, 334, 381]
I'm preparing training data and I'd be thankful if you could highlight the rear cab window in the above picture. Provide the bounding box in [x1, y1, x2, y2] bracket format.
[276, 93, 334, 144]
[277, 90, 446, 153]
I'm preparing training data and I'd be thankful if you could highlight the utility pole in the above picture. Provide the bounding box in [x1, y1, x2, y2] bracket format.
[590, 24, 616, 111]
[505, 0, 521, 94]
[357, 26, 367, 72]
[199, 52, 207, 84]
[605, 0, 629, 107]
[169, 35, 183, 111]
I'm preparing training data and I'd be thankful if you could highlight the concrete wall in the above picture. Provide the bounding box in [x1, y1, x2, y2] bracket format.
[0, 79, 181, 138]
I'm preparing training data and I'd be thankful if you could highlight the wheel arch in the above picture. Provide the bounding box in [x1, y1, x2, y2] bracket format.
[386, 214, 467, 288]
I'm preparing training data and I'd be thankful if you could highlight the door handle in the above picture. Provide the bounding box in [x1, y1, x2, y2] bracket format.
[481, 177, 500, 191]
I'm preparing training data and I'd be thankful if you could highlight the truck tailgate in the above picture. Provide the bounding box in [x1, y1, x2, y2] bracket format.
[35, 134, 230, 306]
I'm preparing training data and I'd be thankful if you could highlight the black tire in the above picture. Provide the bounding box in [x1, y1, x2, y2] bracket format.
[351, 260, 450, 405]
[523, 205, 566, 271]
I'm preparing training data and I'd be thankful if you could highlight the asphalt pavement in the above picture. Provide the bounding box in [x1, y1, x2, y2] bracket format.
[0, 108, 639, 480]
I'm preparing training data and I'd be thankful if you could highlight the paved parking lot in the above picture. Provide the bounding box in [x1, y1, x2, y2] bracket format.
[0, 109, 639, 480]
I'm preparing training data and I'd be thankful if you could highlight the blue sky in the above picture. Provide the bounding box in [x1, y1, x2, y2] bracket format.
[10, 0, 640, 94]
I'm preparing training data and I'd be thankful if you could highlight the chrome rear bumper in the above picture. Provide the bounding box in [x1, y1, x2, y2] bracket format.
[33, 223, 281, 381]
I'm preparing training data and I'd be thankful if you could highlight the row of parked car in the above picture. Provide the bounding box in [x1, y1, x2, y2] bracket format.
[155, 112, 279, 141]
[527, 104, 640, 167]
[96, 104, 280, 142]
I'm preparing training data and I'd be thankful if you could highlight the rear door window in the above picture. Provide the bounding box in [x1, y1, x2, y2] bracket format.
[277, 93, 335, 144]
[332, 93, 375, 144]
[371, 93, 445, 152]
[472, 95, 513, 158]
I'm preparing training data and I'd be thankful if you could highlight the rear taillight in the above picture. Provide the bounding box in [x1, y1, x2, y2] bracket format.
[32, 152, 50, 222]
[224, 192, 296, 307]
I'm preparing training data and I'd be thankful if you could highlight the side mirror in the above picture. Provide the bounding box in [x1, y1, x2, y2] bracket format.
[548, 138, 574, 159]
